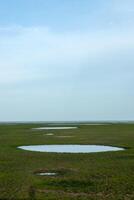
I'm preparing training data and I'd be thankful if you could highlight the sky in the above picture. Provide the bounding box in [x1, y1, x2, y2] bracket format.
[0, 0, 134, 121]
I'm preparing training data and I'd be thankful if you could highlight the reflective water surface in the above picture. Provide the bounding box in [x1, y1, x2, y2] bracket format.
[45, 133, 54, 136]
[32, 127, 78, 130]
[18, 145, 124, 153]
[37, 172, 57, 176]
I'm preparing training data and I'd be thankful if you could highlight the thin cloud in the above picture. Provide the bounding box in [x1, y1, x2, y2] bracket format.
[0, 26, 134, 85]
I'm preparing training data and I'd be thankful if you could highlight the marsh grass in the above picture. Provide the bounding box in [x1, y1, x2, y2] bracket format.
[0, 123, 134, 199]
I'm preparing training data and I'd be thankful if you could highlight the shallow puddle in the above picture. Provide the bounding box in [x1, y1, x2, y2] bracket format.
[18, 145, 124, 153]
[32, 127, 78, 130]
[37, 172, 57, 176]
[45, 133, 54, 136]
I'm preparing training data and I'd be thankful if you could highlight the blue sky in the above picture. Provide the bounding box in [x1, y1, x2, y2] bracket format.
[0, 0, 134, 121]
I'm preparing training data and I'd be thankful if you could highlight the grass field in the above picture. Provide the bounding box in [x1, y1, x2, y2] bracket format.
[0, 123, 134, 200]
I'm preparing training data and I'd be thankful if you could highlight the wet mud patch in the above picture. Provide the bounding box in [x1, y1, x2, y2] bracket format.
[56, 136, 74, 138]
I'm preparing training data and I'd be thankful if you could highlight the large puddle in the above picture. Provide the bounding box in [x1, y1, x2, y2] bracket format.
[18, 145, 124, 153]
[32, 127, 78, 130]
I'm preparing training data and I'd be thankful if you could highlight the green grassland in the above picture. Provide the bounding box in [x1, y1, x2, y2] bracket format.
[0, 123, 134, 200]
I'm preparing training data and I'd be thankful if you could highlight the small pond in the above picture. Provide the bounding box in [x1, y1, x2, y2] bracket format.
[32, 127, 78, 130]
[18, 145, 124, 153]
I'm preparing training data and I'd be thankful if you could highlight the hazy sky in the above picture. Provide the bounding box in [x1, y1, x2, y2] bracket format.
[0, 0, 134, 121]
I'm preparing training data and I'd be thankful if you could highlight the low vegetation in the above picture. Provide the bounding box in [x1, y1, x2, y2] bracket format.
[0, 123, 134, 199]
